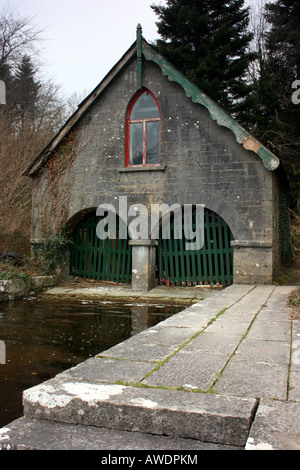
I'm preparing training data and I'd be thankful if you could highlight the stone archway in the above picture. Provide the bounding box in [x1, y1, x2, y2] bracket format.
[157, 206, 234, 286]
[69, 210, 132, 283]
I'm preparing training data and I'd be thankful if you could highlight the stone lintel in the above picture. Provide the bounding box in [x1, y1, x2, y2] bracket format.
[231, 240, 273, 248]
[129, 239, 158, 246]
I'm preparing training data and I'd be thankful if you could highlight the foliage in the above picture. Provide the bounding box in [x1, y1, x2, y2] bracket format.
[248, 0, 300, 185]
[280, 187, 293, 264]
[288, 287, 300, 307]
[39, 231, 73, 275]
[152, 0, 300, 201]
[289, 209, 300, 261]
[0, 7, 67, 239]
[151, 0, 256, 123]
[0, 229, 31, 256]
[0, 262, 32, 283]
[288, 287, 300, 320]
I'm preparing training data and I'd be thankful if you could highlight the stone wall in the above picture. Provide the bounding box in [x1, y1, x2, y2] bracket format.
[30, 58, 281, 284]
[0, 276, 59, 302]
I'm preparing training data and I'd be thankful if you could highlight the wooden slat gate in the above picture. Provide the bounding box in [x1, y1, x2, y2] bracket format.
[158, 208, 233, 286]
[70, 212, 132, 283]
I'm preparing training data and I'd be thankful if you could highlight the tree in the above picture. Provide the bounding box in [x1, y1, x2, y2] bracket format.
[253, 0, 300, 194]
[265, 0, 300, 78]
[151, 0, 256, 122]
[0, 7, 41, 71]
[12, 55, 41, 129]
[0, 8, 65, 248]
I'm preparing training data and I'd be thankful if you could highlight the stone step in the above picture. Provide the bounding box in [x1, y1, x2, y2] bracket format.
[22, 375, 258, 447]
[0, 417, 238, 451]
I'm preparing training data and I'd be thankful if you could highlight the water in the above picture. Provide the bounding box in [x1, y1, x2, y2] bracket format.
[0, 297, 183, 428]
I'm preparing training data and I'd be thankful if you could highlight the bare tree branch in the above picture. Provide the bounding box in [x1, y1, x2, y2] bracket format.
[0, 6, 43, 70]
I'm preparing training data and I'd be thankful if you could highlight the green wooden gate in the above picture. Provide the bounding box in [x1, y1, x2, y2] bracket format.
[70, 212, 132, 283]
[158, 208, 233, 286]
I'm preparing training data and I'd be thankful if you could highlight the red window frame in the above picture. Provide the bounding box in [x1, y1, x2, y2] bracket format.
[126, 89, 161, 167]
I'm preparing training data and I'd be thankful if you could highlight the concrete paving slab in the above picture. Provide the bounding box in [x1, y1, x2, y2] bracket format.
[127, 324, 200, 347]
[255, 308, 291, 322]
[183, 332, 239, 355]
[218, 309, 258, 323]
[246, 320, 291, 342]
[246, 399, 300, 450]
[140, 286, 214, 300]
[142, 350, 230, 391]
[57, 357, 154, 383]
[288, 371, 300, 401]
[233, 339, 290, 364]
[289, 320, 300, 401]
[0, 417, 239, 450]
[204, 319, 250, 337]
[215, 360, 289, 400]
[161, 311, 213, 329]
[292, 320, 300, 371]
[22, 375, 258, 447]
[98, 338, 175, 363]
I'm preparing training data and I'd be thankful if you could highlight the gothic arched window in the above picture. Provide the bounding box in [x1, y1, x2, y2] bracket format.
[127, 89, 160, 166]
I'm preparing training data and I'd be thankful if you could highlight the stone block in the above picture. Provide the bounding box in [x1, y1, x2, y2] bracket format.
[233, 247, 274, 284]
[0, 417, 238, 450]
[215, 359, 289, 400]
[57, 356, 154, 383]
[0, 279, 27, 300]
[31, 276, 58, 291]
[130, 240, 157, 292]
[246, 399, 300, 450]
[142, 349, 230, 391]
[22, 375, 258, 447]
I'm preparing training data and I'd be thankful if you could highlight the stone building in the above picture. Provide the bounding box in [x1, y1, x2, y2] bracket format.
[24, 26, 282, 291]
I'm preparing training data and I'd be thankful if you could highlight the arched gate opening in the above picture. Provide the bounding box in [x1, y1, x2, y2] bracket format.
[158, 207, 234, 286]
[69, 212, 132, 283]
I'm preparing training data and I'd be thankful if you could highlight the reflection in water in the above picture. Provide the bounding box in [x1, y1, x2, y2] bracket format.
[0, 298, 182, 427]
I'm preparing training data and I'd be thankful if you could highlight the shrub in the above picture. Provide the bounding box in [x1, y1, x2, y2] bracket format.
[288, 287, 300, 307]
[40, 231, 73, 275]
[0, 263, 32, 284]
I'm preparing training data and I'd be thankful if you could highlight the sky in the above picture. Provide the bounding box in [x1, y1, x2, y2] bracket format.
[3, 0, 167, 98]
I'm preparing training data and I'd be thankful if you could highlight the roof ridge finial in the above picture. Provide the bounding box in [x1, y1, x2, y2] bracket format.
[136, 24, 143, 89]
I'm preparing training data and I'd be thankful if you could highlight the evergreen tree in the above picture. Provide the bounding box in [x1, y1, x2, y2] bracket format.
[256, 0, 300, 195]
[151, 0, 256, 122]
[265, 0, 300, 77]
[0, 7, 66, 243]
[13, 55, 41, 129]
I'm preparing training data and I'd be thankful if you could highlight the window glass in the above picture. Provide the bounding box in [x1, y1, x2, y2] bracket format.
[146, 121, 160, 164]
[129, 122, 143, 165]
[127, 90, 160, 166]
[131, 92, 159, 120]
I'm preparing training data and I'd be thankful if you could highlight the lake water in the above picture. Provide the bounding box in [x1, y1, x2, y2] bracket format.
[0, 297, 183, 427]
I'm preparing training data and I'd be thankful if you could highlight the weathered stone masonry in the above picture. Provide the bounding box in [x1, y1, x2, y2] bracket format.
[25, 32, 281, 288]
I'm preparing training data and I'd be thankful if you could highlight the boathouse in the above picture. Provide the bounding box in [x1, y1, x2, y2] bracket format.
[24, 26, 282, 291]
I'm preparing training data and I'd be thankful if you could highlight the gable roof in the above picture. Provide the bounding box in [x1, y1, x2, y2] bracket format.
[23, 26, 280, 176]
